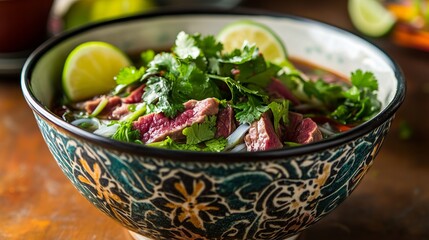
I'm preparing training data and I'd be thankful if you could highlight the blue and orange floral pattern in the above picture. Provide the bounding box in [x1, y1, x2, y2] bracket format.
[35, 113, 391, 240]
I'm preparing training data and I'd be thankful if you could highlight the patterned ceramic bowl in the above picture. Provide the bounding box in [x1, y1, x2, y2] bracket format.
[21, 9, 405, 240]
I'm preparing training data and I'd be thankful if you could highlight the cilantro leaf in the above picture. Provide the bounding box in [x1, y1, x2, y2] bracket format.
[182, 116, 216, 144]
[331, 70, 381, 124]
[234, 95, 269, 124]
[144, 53, 180, 78]
[204, 138, 228, 152]
[176, 63, 221, 101]
[142, 76, 184, 117]
[351, 69, 378, 91]
[195, 34, 223, 59]
[302, 79, 344, 108]
[268, 99, 290, 134]
[143, 76, 171, 104]
[115, 66, 145, 85]
[207, 74, 267, 103]
[220, 43, 260, 64]
[111, 121, 140, 143]
[218, 43, 269, 84]
[239, 64, 280, 87]
[208, 57, 221, 75]
[207, 74, 269, 124]
[174, 31, 201, 59]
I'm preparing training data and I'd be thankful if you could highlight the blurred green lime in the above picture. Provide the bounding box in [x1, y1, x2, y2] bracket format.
[63, 0, 92, 30]
[348, 0, 396, 37]
[63, 0, 155, 30]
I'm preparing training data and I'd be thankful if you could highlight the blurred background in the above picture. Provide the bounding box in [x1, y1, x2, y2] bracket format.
[1, 0, 428, 76]
[1, 0, 429, 239]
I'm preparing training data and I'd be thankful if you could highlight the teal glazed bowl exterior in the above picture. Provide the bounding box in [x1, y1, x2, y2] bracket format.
[21, 9, 405, 240]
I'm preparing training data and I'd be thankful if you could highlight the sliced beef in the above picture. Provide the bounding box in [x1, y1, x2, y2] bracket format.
[111, 104, 131, 120]
[78, 84, 146, 120]
[244, 113, 283, 152]
[283, 112, 304, 141]
[294, 118, 323, 144]
[83, 98, 102, 113]
[215, 105, 237, 138]
[123, 84, 145, 104]
[284, 112, 323, 144]
[133, 98, 219, 143]
[84, 96, 122, 118]
[267, 78, 300, 106]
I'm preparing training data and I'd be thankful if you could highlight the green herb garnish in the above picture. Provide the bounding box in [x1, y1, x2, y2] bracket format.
[182, 116, 217, 145]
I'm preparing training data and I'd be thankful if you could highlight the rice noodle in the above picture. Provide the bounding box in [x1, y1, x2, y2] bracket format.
[318, 122, 337, 137]
[225, 123, 250, 150]
[93, 123, 119, 138]
[230, 143, 247, 152]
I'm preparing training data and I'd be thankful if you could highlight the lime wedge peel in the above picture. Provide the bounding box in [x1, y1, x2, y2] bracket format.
[62, 41, 131, 102]
[348, 0, 397, 37]
[217, 20, 288, 64]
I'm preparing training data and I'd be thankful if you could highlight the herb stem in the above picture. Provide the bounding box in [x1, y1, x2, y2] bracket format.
[90, 98, 109, 117]
[124, 103, 147, 122]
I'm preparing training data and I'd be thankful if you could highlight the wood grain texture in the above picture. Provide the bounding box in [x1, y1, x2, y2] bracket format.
[1, 0, 429, 239]
[0, 82, 132, 240]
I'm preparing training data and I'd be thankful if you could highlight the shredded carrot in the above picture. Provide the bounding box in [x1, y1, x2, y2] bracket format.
[335, 123, 353, 132]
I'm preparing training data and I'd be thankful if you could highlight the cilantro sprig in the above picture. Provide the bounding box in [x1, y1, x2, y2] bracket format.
[268, 99, 290, 134]
[277, 68, 381, 124]
[331, 70, 381, 124]
[115, 66, 145, 85]
[182, 116, 217, 145]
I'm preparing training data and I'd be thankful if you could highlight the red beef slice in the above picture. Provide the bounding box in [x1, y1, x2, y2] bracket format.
[111, 104, 131, 120]
[133, 98, 219, 143]
[244, 113, 283, 152]
[84, 96, 122, 118]
[215, 106, 237, 138]
[284, 112, 323, 144]
[123, 84, 145, 104]
[283, 111, 304, 141]
[294, 118, 323, 144]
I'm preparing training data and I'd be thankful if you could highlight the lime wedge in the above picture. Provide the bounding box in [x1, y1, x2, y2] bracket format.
[217, 20, 288, 64]
[62, 41, 131, 102]
[348, 0, 396, 37]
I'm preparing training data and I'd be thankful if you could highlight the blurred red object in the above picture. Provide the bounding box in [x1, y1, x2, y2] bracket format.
[387, 1, 429, 51]
[393, 23, 429, 51]
[0, 0, 53, 53]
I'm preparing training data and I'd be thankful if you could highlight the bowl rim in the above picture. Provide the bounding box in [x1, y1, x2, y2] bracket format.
[21, 8, 406, 162]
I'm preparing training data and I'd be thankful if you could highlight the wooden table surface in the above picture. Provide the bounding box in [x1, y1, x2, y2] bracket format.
[1, 0, 429, 239]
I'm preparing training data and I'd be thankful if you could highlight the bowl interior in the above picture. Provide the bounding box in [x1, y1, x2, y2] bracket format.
[23, 10, 404, 161]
